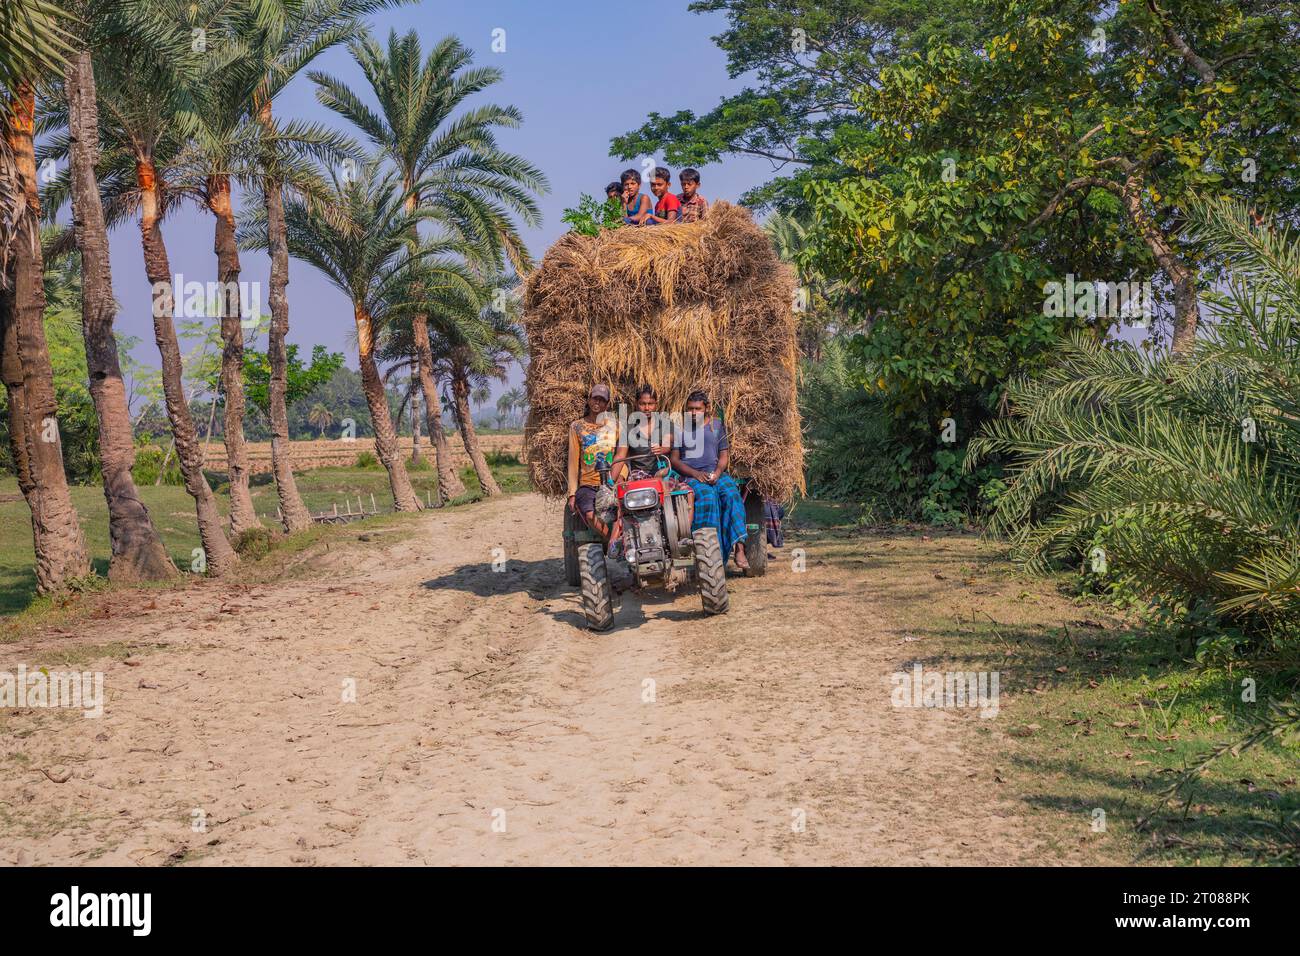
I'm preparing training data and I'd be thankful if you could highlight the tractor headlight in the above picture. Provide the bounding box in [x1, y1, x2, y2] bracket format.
[623, 488, 659, 511]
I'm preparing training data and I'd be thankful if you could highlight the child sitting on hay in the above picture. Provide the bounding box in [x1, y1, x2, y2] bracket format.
[670, 390, 749, 571]
[620, 169, 653, 226]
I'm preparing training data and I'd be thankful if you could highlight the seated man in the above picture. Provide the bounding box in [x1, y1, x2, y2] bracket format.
[670, 390, 748, 570]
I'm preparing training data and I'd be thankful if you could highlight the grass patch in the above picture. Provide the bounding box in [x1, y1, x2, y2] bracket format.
[793, 500, 1300, 865]
[0, 458, 530, 622]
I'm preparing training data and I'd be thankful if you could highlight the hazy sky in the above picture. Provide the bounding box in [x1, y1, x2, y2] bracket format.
[98, 0, 780, 397]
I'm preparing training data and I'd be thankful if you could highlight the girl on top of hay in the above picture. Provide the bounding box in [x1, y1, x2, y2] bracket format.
[567, 384, 620, 540]
[670, 390, 749, 571]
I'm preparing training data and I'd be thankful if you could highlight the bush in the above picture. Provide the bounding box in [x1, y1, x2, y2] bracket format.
[354, 451, 380, 470]
[486, 450, 520, 467]
[800, 339, 999, 523]
[131, 446, 184, 486]
[233, 526, 274, 560]
[968, 196, 1300, 660]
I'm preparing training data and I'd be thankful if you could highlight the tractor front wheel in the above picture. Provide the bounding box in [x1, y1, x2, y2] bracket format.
[578, 543, 615, 630]
[693, 527, 729, 616]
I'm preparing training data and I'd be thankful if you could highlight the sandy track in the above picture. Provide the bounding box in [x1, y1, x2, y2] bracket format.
[1, 493, 1045, 865]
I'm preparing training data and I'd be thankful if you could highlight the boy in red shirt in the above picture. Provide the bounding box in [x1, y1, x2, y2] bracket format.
[678, 167, 709, 223]
[647, 166, 682, 224]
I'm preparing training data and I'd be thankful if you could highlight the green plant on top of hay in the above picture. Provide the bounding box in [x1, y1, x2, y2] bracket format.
[561, 193, 623, 236]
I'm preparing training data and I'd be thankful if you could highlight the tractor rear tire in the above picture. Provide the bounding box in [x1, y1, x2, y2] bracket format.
[693, 527, 729, 616]
[563, 508, 581, 587]
[578, 543, 615, 630]
[742, 492, 768, 577]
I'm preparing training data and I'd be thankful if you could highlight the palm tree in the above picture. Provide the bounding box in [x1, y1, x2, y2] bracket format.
[765, 210, 845, 361]
[0, 0, 76, 281]
[37, 1, 239, 575]
[56, 1, 175, 581]
[495, 386, 523, 429]
[308, 401, 333, 437]
[311, 28, 546, 503]
[242, 160, 472, 510]
[968, 196, 1300, 633]
[1, 0, 90, 591]
[430, 295, 523, 498]
[232, 0, 402, 533]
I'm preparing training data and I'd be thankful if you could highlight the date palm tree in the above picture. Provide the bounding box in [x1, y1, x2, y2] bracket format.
[53, 1, 177, 581]
[432, 294, 524, 498]
[311, 28, 546, 502]
[1, 0, 90, 591]
[308, 401, 333, 437]
[228, 0, 403, 533]
[241, 160, 475, 510]
[36, 2, 240, 575]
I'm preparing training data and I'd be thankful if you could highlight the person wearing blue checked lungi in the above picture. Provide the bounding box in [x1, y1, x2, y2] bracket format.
[670, 390, 749, 570]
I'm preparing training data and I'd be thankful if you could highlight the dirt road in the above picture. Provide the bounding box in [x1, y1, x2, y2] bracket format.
[1, 493, 1049, 865]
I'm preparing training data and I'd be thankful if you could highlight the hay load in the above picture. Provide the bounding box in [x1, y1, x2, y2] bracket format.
[523, 201, 804, 501]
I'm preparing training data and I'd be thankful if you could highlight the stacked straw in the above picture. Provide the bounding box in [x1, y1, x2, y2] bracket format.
[522, 202, 804, 501]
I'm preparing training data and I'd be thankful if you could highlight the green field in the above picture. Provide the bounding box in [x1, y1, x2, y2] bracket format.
[0, 457, 528, 617]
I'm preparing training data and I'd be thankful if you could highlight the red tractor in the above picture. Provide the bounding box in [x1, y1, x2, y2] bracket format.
[563, 454, 767, 630]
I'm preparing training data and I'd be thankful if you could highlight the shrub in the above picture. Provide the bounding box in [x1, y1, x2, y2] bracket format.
[800, 339, 998, 523]
[354, 451, 380, 469]
[131, 446, 184, 486]
[968, 196, 1300, 659]
[233, 527, 274, 560]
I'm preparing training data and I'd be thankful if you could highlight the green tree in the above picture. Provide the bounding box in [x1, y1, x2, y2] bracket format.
[307, 401, 333, 437]
[58, 1, 177, 581]
[810, 0, 1300, 367]
[242, 159, 475, 509]
[610, 0, 980, 210]
[968, 196, 1300, 651]
[1, 0, 91, 591]
[242, 343, 344, 417]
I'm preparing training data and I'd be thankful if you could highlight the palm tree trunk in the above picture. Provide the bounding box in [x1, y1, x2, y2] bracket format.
[355, 304, 420, 510]
[0, 85, 90, 592]
[205, 173, 259, 534]
[452, 365, 500, 497]
[413, 318, 465, 503]
[139, 159, 237, 575]
[65, 50, 175, 582]
[263, 173, 311, 532]
[410, 382, 422, 463]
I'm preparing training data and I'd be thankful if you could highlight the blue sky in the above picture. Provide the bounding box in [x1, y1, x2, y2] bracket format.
[103, 0, 780, 397]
